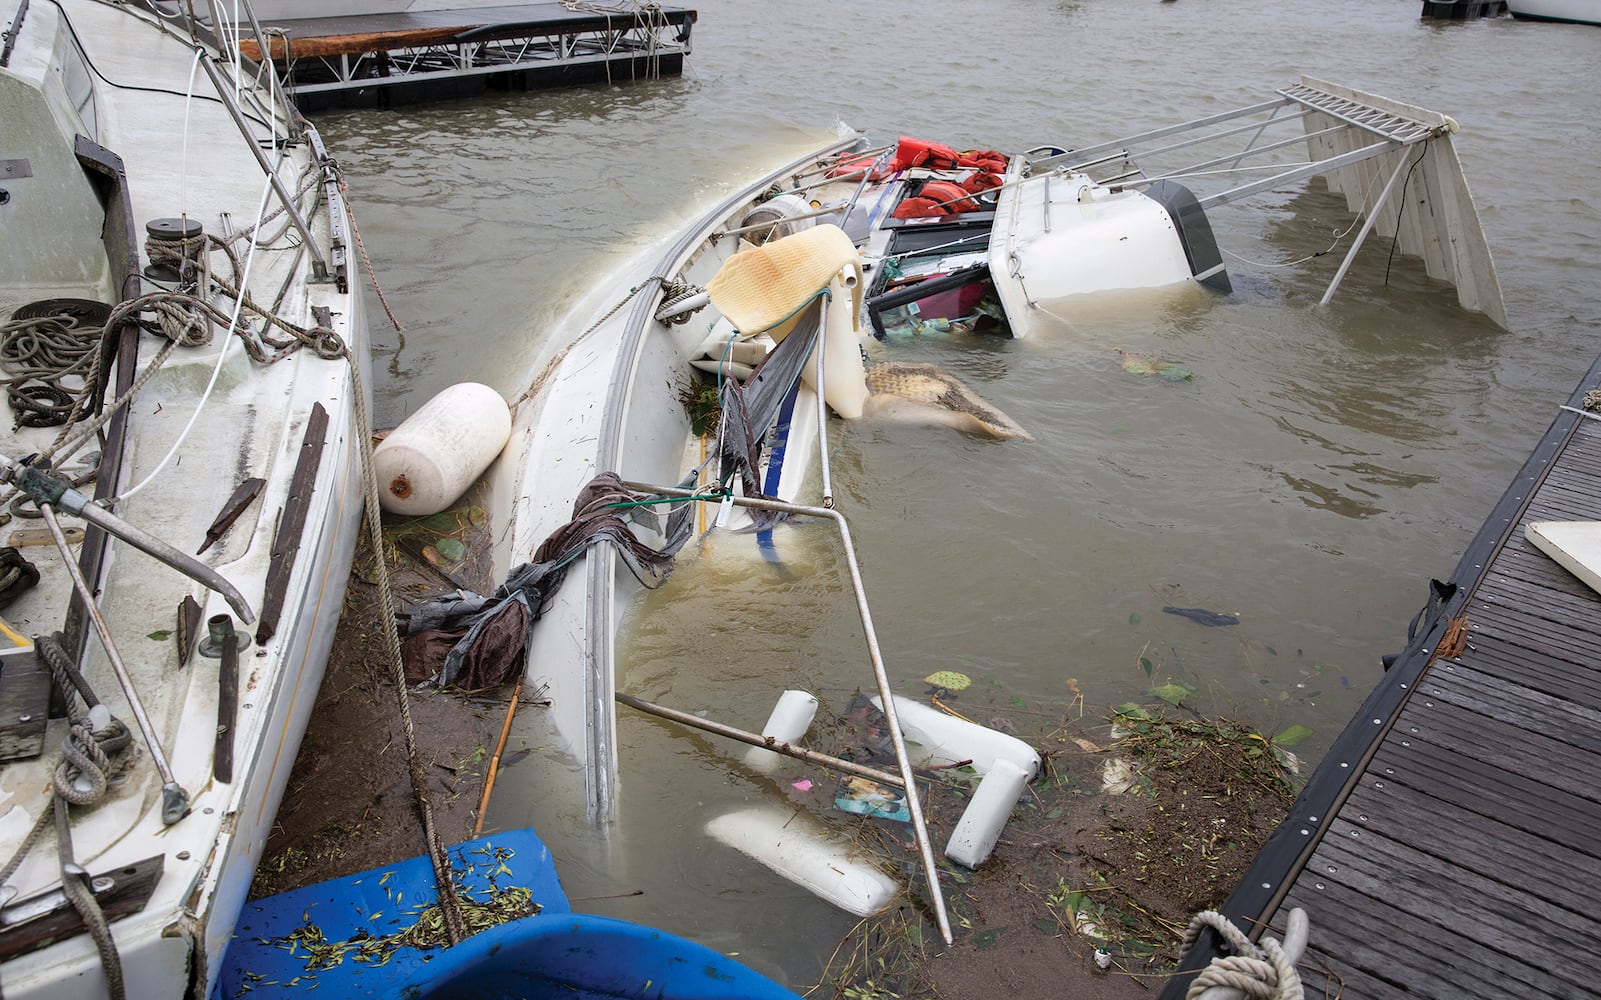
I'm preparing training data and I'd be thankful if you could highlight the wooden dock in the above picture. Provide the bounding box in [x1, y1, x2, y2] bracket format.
[1166, 354, 1601, 998]
[234, 3, 695, 111]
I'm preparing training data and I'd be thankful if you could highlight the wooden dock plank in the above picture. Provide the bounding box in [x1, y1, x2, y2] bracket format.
[1283, 856, 1576, 998]
[1302, 826, 1595, 994]
[1338, 755, 1601, 904]
[1368, 737, 1600, 855]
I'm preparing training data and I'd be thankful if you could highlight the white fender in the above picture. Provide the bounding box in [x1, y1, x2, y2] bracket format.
[706, 807, 900, 917]
[945, 757, 1031, 868]
[741, 690, 819, 774]
[373, 382, 511, 516]
[871, 694, 1041, 778]
[799, 271, 868, 420]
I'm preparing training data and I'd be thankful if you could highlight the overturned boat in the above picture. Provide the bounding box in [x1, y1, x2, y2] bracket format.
[0, 1, 368, 996]
[452, 77, 1503, 924]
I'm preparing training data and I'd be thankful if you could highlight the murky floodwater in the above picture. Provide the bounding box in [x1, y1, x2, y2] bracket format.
[314, 0, 1601, 987]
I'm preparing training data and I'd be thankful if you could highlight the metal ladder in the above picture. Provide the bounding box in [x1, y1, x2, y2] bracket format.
[1279, 81, 1438, 145]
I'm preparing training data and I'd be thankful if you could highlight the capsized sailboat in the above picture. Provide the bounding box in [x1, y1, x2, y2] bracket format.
[0, 1, 368, 996]
[425, 77, 1503, 922]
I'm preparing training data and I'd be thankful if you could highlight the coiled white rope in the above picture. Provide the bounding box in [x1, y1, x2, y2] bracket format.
[1183, 908, 1308, 1000]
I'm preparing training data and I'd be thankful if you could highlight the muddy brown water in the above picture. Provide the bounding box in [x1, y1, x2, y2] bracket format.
[310, 0, 1601, 987]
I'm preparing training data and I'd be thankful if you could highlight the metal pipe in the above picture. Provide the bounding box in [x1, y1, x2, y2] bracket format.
[622, 481, 954, 945]
[616, 691, 907, 788]
[718, 200, 848, 240]
[1319, 148, 1414, 307]
[196, 57, 331, 282]
[815, 292, 834, 509]
[0, 454, 255, 622]
[41, 506, 189, 825]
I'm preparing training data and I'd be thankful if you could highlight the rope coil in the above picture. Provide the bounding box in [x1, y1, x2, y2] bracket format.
[1183, 909, 1307, 1000]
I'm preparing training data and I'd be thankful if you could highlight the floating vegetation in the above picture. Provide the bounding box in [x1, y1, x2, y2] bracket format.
[1117, 349, 1194, 382]
[678, 377, 723, 437]
[812, 686, 1302, 997]
[268, 845, 539, 973]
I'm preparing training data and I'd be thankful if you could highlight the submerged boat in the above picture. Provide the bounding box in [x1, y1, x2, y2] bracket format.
[0, 1, 367, 996]
[1506, 0, 1601, 23]
[219, 827, 803, 999]
[428, 78, 1504, 922]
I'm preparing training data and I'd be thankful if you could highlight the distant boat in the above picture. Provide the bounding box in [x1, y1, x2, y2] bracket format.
[1506, 0, 1601, 22]
[1, 1, 368, 996]
[220, 828, 803, 999]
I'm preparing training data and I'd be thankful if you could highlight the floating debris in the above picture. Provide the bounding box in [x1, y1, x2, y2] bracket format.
[1161, 605, 1239, 627]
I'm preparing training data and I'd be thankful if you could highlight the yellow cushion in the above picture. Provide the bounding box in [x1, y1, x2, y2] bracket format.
[707, 224, 862, 337]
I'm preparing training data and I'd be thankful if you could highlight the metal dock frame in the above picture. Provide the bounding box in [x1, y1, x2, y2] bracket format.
[234, 3, 696, 111]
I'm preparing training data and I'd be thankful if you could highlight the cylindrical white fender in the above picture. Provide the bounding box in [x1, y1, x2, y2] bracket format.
[706, 807, 899, 917]
[741, 690, 819, 774]
[373, 382, 511, 516]
[944, 757, 1030, 868]
[871, 694, 1041, 779]
[799, 272, 868, 419]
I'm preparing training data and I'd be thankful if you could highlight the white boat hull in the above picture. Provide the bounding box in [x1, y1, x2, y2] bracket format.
[0, 2, 368, 995]
[1507, 0, 1601, 23]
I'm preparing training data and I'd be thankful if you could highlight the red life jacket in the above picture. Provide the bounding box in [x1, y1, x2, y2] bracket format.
[895, 136, 961, 171]
[917, 179, 979, 213]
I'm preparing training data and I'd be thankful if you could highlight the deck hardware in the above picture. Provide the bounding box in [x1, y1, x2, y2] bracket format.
[198, 614, 249, 659]
[40, 504, 190, 823]
[0, 454, 255, 623]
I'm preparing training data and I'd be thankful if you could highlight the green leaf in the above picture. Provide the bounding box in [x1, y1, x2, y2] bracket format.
[974, 929, 1001, 950]
[1128, 612, 1142, 625]
[1033, 918, 1058, 935]
[922, 670, 971, 691]
[434, 537, 467, 562]
[1151, 682, 1190, 707]
[1273, 724, 1313, 747]
[1114, 703, 1150, 720]
[147, 630, 172, 642]
[421, 513, 455, 532]
[1154, 363, 1194, 382]
[1140, 656, 1154, 679]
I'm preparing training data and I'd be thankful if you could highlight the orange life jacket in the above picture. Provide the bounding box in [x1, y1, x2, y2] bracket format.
[895, 136, 961, 171]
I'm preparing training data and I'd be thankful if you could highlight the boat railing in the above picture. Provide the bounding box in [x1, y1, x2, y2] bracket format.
[620, 480, 954, 945]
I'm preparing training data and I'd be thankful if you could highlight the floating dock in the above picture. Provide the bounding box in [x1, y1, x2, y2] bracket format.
[1167, 355, 1601, 997]
[1420, 0, 1507, 18]
[234, 3, 695, 111]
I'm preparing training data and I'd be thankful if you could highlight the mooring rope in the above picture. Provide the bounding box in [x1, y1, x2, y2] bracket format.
[1183, 910, 1305, 1000]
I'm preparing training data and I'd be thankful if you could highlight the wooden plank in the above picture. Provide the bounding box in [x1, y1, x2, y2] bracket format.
[1370, 738, 1601, 860]
[1466, 605, 1601, 674]
[255, 403, 327, 647]
[1340, 755, 1601, 904]
[1388, 696, 1601, 809]
[1307, 827, 1594, 995]
[1445, 638, 1601, 710]
[240, 26, 467, 61]
[1419, 662, 1601, 754]
[1282, 863, 1569, 998]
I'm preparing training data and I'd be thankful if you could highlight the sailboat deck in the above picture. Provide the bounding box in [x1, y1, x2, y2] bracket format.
[1166, 355, 1601, 997]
